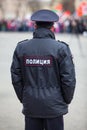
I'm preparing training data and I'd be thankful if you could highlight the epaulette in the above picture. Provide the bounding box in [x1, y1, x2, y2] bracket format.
[18, 39, 28, 44]
[57, 40, 68, 46]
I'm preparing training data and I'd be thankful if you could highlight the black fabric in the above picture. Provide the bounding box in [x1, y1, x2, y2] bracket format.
[11, 28, 76, 118]
[25, 116, 64, 130]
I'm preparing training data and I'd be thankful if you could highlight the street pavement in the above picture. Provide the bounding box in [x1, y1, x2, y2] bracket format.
[0, 32, 87, 130]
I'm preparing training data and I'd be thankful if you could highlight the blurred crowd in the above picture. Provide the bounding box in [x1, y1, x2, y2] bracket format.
[0, 18, 87, 34]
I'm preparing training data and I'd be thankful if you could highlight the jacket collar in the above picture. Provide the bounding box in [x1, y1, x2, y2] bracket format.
[33, 28, 55, 39]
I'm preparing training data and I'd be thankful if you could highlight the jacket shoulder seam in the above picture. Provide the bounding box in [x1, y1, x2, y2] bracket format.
[57, 40, 69, 46]
[18, 39, 29, 44]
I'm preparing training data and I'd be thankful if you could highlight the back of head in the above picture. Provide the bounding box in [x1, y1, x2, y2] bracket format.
[31, 9, 59, 29]
[35, 21, 54, 29]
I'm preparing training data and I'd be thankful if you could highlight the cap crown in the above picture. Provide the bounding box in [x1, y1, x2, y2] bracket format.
[31, 9, 59, 22]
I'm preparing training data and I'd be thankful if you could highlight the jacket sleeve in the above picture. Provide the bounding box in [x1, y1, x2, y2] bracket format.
[10, 44, 23, 103]
[59, 44, 76, 104]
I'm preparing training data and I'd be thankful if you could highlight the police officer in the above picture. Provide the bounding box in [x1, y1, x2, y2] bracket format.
[11, 9, 76, 130]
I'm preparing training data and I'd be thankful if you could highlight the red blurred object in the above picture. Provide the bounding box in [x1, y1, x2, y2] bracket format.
[55, 3, 63, 11]
[77, 1, 87, 17]
[76, 7, 83, 17]
[81, 1, 87, 6]
[63, 11, 71, 16]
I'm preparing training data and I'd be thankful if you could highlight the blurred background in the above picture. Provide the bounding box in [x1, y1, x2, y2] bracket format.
[0, 0, 87, 130]
[0, 0, 87, 34]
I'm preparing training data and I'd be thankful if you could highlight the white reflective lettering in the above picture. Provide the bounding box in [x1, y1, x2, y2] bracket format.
[40, 60, 44, 65]
[47, 60, 50, 64]
[26, 59, 29, 64]
[43, 60, 47, 64]
[25, 58, 51, 66]
[29, 59, 33, 64]
[35, 59, 40, 64]
[32, 59, 36, 64]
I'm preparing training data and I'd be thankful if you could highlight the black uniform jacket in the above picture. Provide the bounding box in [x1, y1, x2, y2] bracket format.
[11, 28, 76, 118]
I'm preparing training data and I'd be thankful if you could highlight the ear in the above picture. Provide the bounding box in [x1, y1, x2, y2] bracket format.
[50, 26, 55, 32]
[34, 24, 38, 29]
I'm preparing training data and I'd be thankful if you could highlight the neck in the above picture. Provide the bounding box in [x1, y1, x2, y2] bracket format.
[33, 28, 55, 39]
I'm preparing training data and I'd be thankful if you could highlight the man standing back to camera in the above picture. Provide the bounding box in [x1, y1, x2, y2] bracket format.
[11, 9, 76, 130]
